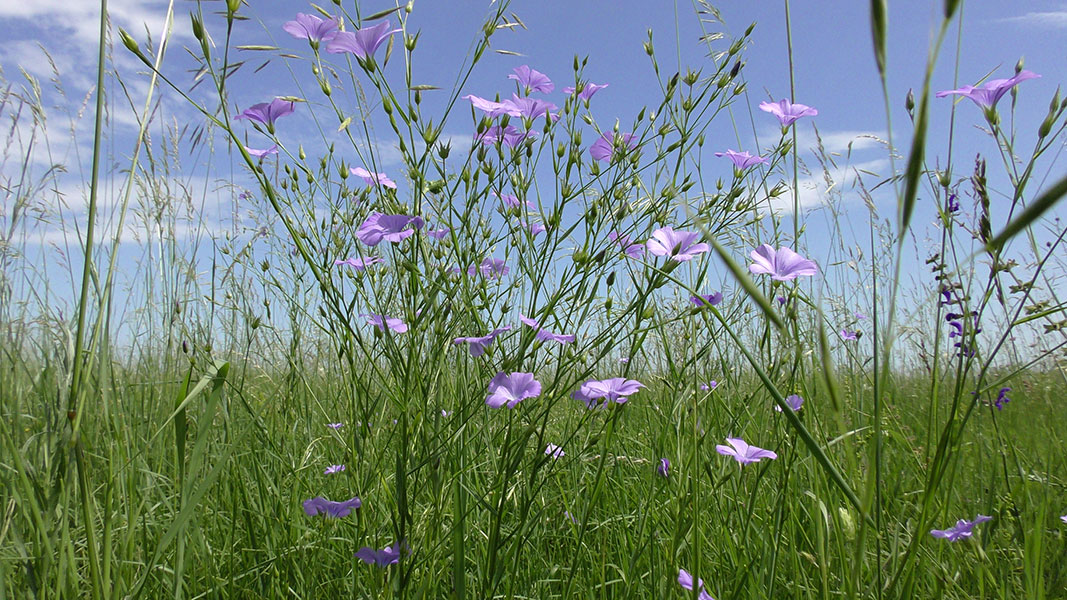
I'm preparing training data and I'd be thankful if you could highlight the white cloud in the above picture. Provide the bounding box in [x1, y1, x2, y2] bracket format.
[762, 158, 890, 215]
[999, 11, 1067, 29]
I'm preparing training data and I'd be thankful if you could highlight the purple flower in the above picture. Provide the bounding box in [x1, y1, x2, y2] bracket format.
[244, 144, 279, 159]
[520, 221, 548, 236]
[234, 99, 296, 129]
[579, 378, 645, 404]
[690, 292, 723, 307]
[715, 437, 778, 465]
[326, 422, 344, 429]
[564, 510, 579, 524]
[509, 65, 554, 94]
[776, 296, 788, 306]
[467, 258, 510, 278]
[463, 94, 514, 118]
[946, 194, 961, 213]
[748, 244, 818, 281]
[356, 213, 423, 246]
[545, 443, 565, 459]
[646, 227, 710, 262]
[324, 464, 346, 475]
[759, 99, 818, 127]
[608, 231, 645, 259]
[350, 167, 397, 189]
[361, 313, 408, 334]
[855, 311, 868, 320]
[776, 394, 804, 412]
[563, 81, 609, 101]
[476, 124, 536, 147]
[935, 70, 1040, 109]
[840, 329, 858, 341]
[590, 131, 637, 162]
[930, 514, 992, 542]
[334, 256, 382, 271]
[283, 13, 340, 44]
[355, 542, 404, 567]
[657, 458, 670, 478]
[618, 357, 631, 364]
[519, 314, 575, 344]
[700, 381, 718, 391]
[995, 387, 1011, 411]
[948, 320, 964, 338]
[422, 228, 448, 240]
[1060, 515, 1067, 525]
[503, 94, 558, 121]
[453, 326, 512, 357]
[325, 21, 399, 61]
[486, 372, 542, 408]
[303, 496, 361, 518]
[496, 191, 533, 209]
[678, 569, 716, 600]
[715, 149, 769, 170]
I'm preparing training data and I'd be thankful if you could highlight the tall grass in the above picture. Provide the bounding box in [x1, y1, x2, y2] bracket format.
[2, 0, 1066, 598]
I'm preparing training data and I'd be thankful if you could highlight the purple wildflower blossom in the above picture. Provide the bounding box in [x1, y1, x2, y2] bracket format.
[324, 464, 346, 475]
[476, 124, 536, 147]
[425, 228, 450, 240]
[678, 569, 716, 600]
[589, 131, 637, 162]
[715, 437, 778, 465]
[935, 70, 1040, 109]
[326, 422, 344, 429]
[350, 167, 397, 189]
[995, 387, 1011, 411]
[234, 99, 296, 129]
[700, 381, 718, 392]
[563, 81, 609, 101]
[303, 496, 361, 518]
[948, 320, 964, 338]
[485, 372, 542, 408]
[748, 244, 818, 281]
[930, 515, 992, 542]
[715, 149, 769, 170]
[840, 329, 858, 341]
[608, 231, 645, 259]
[334, 256, 382, 270]
[759, 99, 818, 127]
[519, 314, 575, 344]
[690, 292, 723, 307]
[361, 313, 408, 334]
[646, 227, 710, 262]
[776, 394, 804, 412]
[947, 193, 961, 213]
[545, 443, 565, 459]
[520, 221, 548, 236]
[356, 213, 423, 246]
[657, 458, 670, 478]
[463, 94, 513, 118]
[283, 13, 340, 43]
[495, 191, 534, 209]
[325, 21, 399, 61]
[508, 65, 554, 94]
[855, 311, 868, 320]
[579, 378, 645, 404]
[244, 144, 279, 159]
[467, 258, 509, 278]
[453, 326, 512, 357]
[355, 542, 404, 567]
[504, 94, 558, 120]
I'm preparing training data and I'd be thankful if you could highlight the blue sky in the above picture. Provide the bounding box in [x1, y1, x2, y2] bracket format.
[1, 0, 1065, 324]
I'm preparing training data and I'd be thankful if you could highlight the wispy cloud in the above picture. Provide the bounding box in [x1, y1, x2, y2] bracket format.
[998, 11, 1067, 29]
[763, 158, 890, 216]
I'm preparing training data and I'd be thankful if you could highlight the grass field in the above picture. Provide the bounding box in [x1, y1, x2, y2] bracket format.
[2, 0, 1067, 598]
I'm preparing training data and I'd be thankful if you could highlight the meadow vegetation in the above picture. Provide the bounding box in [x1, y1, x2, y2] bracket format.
[1, 0, 1066, 598]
